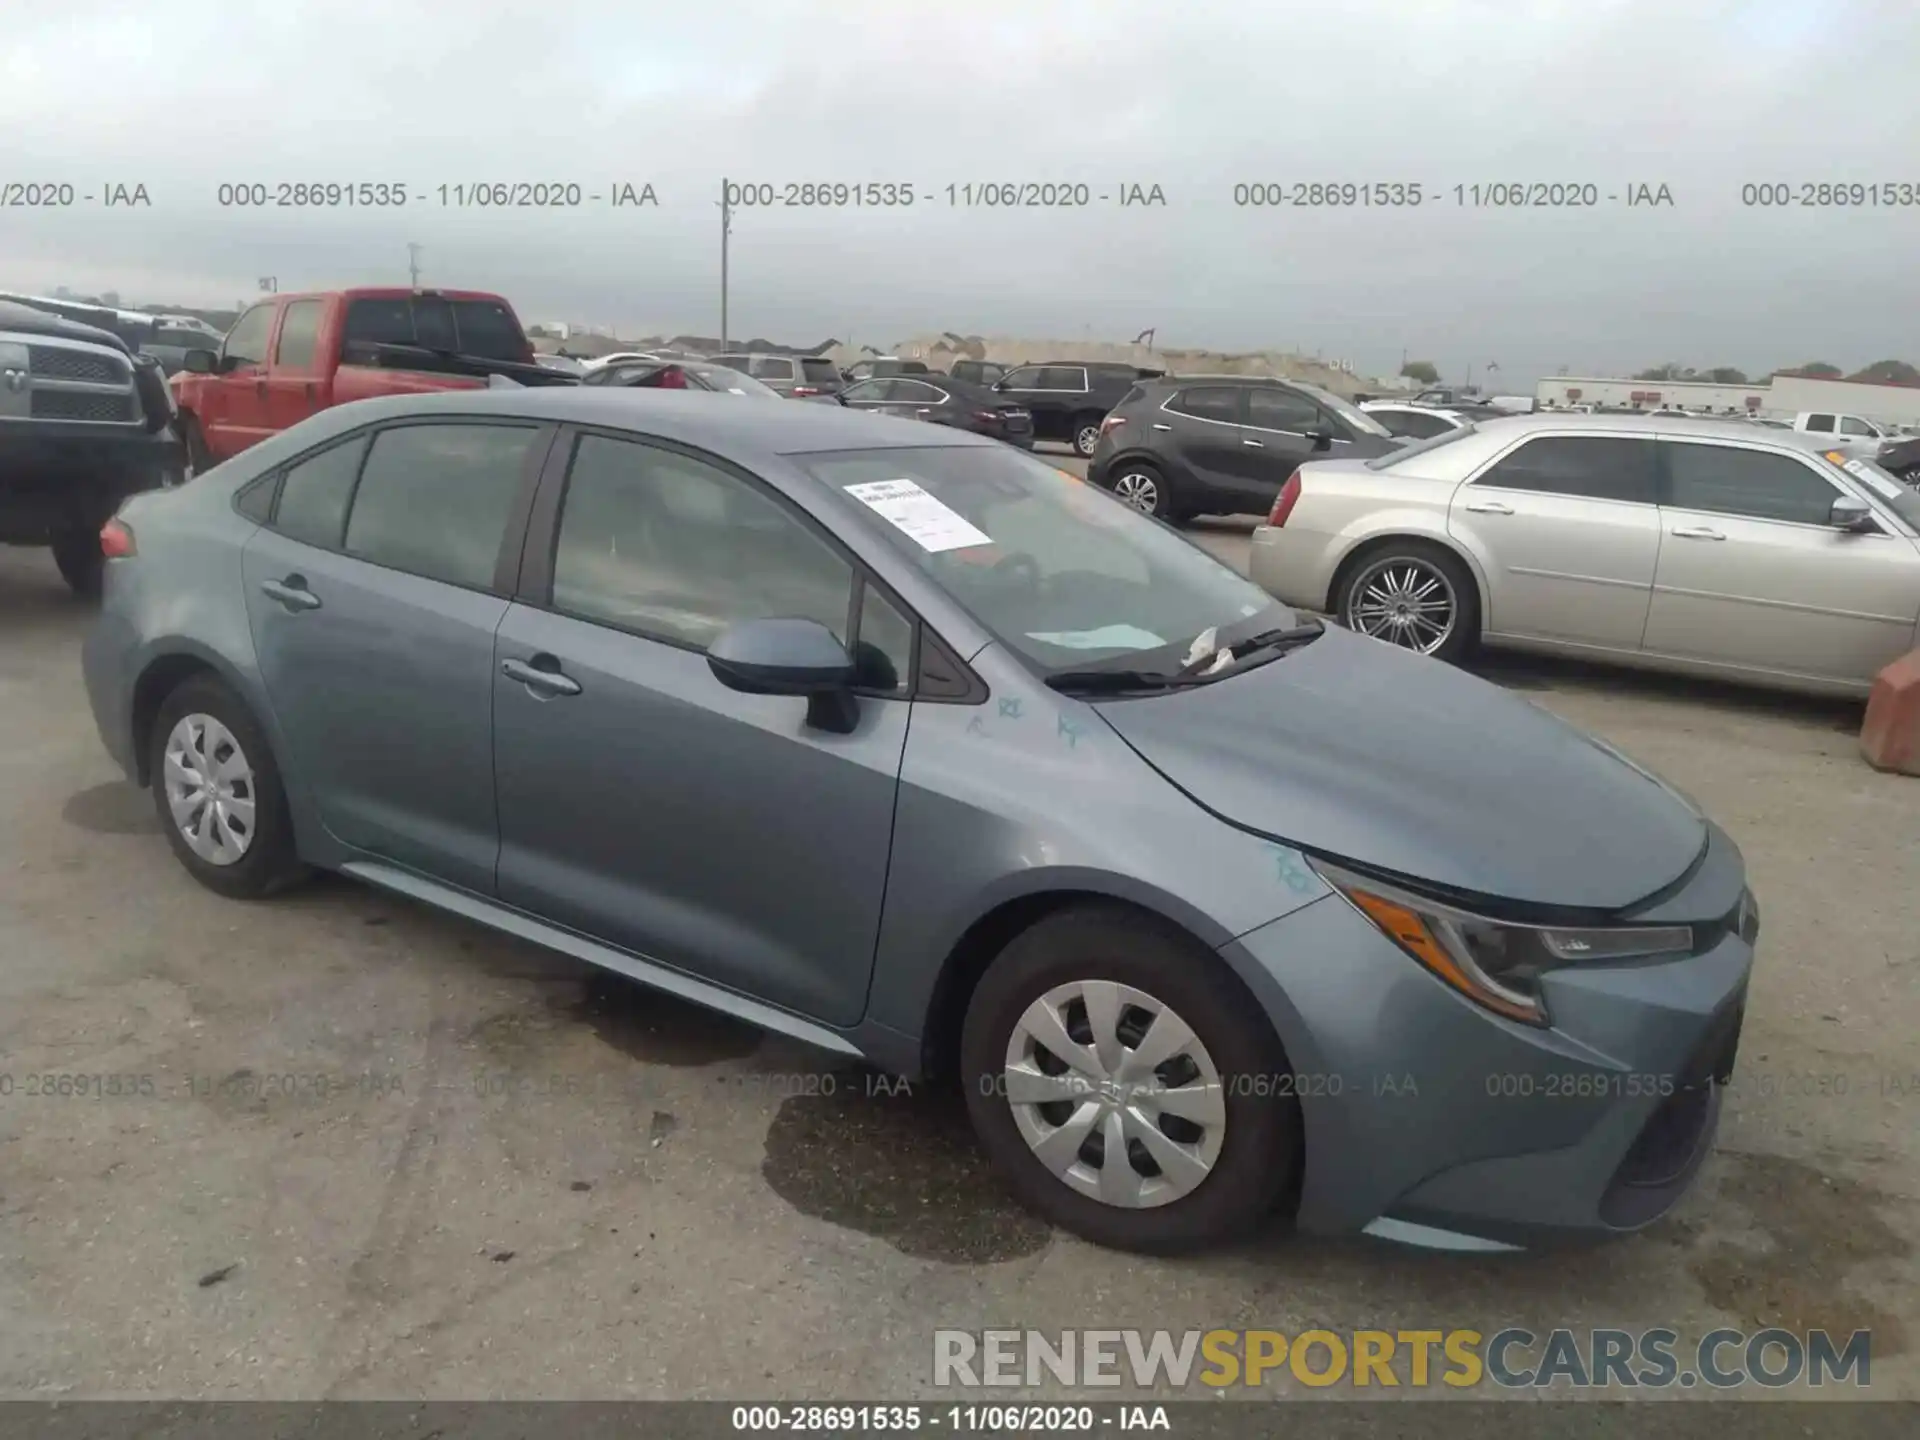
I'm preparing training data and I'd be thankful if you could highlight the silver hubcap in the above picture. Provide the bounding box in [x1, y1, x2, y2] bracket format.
[1112, 472, 1160, 512]
[1347, 557, 1457, 654]
[1003, 980, 1226, 1209]
[1076, 426, 1101, 454]
[162, 713, 257, 865]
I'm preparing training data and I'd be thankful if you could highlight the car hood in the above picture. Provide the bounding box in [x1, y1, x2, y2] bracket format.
[1093, 625, 1706, 913]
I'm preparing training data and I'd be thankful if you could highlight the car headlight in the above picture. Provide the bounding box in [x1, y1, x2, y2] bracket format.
[1311, 859, 1695, 1027]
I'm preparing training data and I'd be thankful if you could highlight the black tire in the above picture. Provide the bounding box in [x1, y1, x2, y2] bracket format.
[1101, 459, 1177, 521]
[1333, 538, 1479, 665]
[50, 526, 104, 599]
[148, 675, 308, 900]
[1071, 413, 1104, 458]
[179, 414, 213, 476]
[961, 905, 1301, 1254]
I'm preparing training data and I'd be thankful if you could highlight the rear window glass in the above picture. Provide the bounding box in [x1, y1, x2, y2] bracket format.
[343, 297, 528, 362]
[800, 358, 842, 382]
[1367, 424, 1478, 468]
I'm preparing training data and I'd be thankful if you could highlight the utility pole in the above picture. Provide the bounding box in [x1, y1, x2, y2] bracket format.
[407, 243, 422, 289]
[718, 180, 733, 351]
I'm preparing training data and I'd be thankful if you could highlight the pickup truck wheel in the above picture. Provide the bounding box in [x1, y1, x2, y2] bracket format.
[51, 527, 105, 600]
[179, 415, 213, 476]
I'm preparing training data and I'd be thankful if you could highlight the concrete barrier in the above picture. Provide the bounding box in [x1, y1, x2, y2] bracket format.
[1859, 648, 1920, 775]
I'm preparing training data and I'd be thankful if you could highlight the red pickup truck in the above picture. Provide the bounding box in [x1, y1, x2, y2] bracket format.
[170, 287, 561, 469]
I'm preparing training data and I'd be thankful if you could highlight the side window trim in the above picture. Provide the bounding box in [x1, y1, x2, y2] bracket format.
[1654, 439, 1860, 532]
[1242, 390, 1327, 437]
[1160, 389, 1243, 427]
[514, 423, 966, 699]
[1466, 432, 1658, 506]
[222, 302, 276, 369]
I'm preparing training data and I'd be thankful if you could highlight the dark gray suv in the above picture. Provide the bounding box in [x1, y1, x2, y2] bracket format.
[1087, 376, 1403, 522]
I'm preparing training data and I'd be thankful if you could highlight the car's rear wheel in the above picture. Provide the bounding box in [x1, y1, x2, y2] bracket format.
[1335, 540, 1478, 664]
[1071, 413, 1104, 458]
[961, 906, 1301, 1254]
[50, 526, 105, 599]
[149, 675, 307, 900]
[1104, 461, 1177, 520]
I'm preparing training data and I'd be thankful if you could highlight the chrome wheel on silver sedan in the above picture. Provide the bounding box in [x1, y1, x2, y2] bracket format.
[1343, 555, 1458, 656]
[162, 712, 256, 865]
[1111, 469, 1162, 514]
[1003, 979, 1227, 1209]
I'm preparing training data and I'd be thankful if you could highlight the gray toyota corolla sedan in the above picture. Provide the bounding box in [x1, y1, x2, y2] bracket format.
[82, 388, 1758, 1255]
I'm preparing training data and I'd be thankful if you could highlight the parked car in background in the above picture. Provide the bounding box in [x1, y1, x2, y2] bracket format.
[710, 352, 845, 400]
[836, 371, 1033, 448]
[1789, 411, 1891, 455]
[1359, 402, 1474, 440]
[842, 357, 933, 383]
[947, 359, 1009, 387]
[1408, 386, 1481, 407]
[141, 322, 236, 377]
[1249, 413, 1920, 695]
[1483, 395, 1537, 415]
[82, 387, 1759, 1257]
[533, 354, 588, 377]
[582, 359, 784, 399]
[1, 300, 185, 596]
[1088, 375, 1402, 521]
[992, 362, 1151, 457]
[169, 288, 566, 471]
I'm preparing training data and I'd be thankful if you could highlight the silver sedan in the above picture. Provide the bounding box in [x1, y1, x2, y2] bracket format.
[1249, 412, 1920, 697]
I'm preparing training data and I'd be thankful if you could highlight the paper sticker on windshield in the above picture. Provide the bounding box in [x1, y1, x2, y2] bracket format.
[1840, 457, 1907, 500]
[1026, 625, 1168, 651]
[844, 479, 992, 552]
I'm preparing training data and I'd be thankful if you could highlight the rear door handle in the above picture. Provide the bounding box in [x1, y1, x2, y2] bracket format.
[259, 576, 321, 611]
[1671, 526, 1726, 541]
[1242, 438, 1264, 448]
[501, 655, 582, 697]
[1464, 500, 1514, 514]
[1150, 423, 1173, 432]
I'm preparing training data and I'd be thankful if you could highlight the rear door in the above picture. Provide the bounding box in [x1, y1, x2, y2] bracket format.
[491, 429, 912, 1025]
[1155, 384, 1249, 501]
[1448, 433, 1662, 648]
[241, 418, 551, 893]
[198, 302, 277, 460]
[1241, 386, 1331, 483]
[1642, 439, 1920, 683]
[261, 297, 327, 434]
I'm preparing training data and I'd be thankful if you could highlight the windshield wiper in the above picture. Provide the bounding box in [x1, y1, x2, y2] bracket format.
[1222, 619, 1325, 660]
[1044, 668, 1211, 695]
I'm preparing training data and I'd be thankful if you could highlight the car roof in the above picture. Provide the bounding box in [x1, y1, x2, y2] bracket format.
[282, 386, 1001, 461]
[0, 300, 133, 352]
[1467, 410, 1851, 453]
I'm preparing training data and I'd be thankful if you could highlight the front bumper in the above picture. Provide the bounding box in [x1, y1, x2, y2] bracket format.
[1222, 831, 1754, 1248]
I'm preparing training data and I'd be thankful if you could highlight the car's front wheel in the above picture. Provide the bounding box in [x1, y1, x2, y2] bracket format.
[50, 526, 105, 599]
[961, 906, 1302, 1254]
[149, 675, 307, 899]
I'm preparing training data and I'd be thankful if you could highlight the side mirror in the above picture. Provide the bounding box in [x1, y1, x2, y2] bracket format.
[1829, 495, 1876, 533]
[182, 348, 218, 375]
[1308, 429, 1335, 452]
[706, 617, 859, 732]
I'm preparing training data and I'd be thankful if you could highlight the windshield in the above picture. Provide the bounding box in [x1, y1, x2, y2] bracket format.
[1367, 423, 1478, 468]
[801, 445, 1294, 674]
[686, 363, 782, 398]
[1305, 385, 1392, 437]
[1820, 451, 1920, 529]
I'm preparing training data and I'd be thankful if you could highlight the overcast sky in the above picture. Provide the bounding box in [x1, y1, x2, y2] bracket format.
[2, 0, 1915, 385]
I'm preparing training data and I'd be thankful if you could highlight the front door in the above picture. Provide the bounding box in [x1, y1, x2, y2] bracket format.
[261, 297, 327, 434]
[198, 301, 279, 461]
[1447, 434, 1663, 648]
[1154, 384, 1249, 505]
[241, 419, 548, 893]
[492, 431, 910, 1026]
[1642, 439, 1920, 684]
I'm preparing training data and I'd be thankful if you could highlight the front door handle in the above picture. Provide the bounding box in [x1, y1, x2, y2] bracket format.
[1671, 526, 1726, 541]
[259, 576, 321, 611]
[1242, 438, 1264, 448]
[1464, 500, 1514, 514]
[501, 655, 582, 697]
[1151, 423, 1173, 432]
